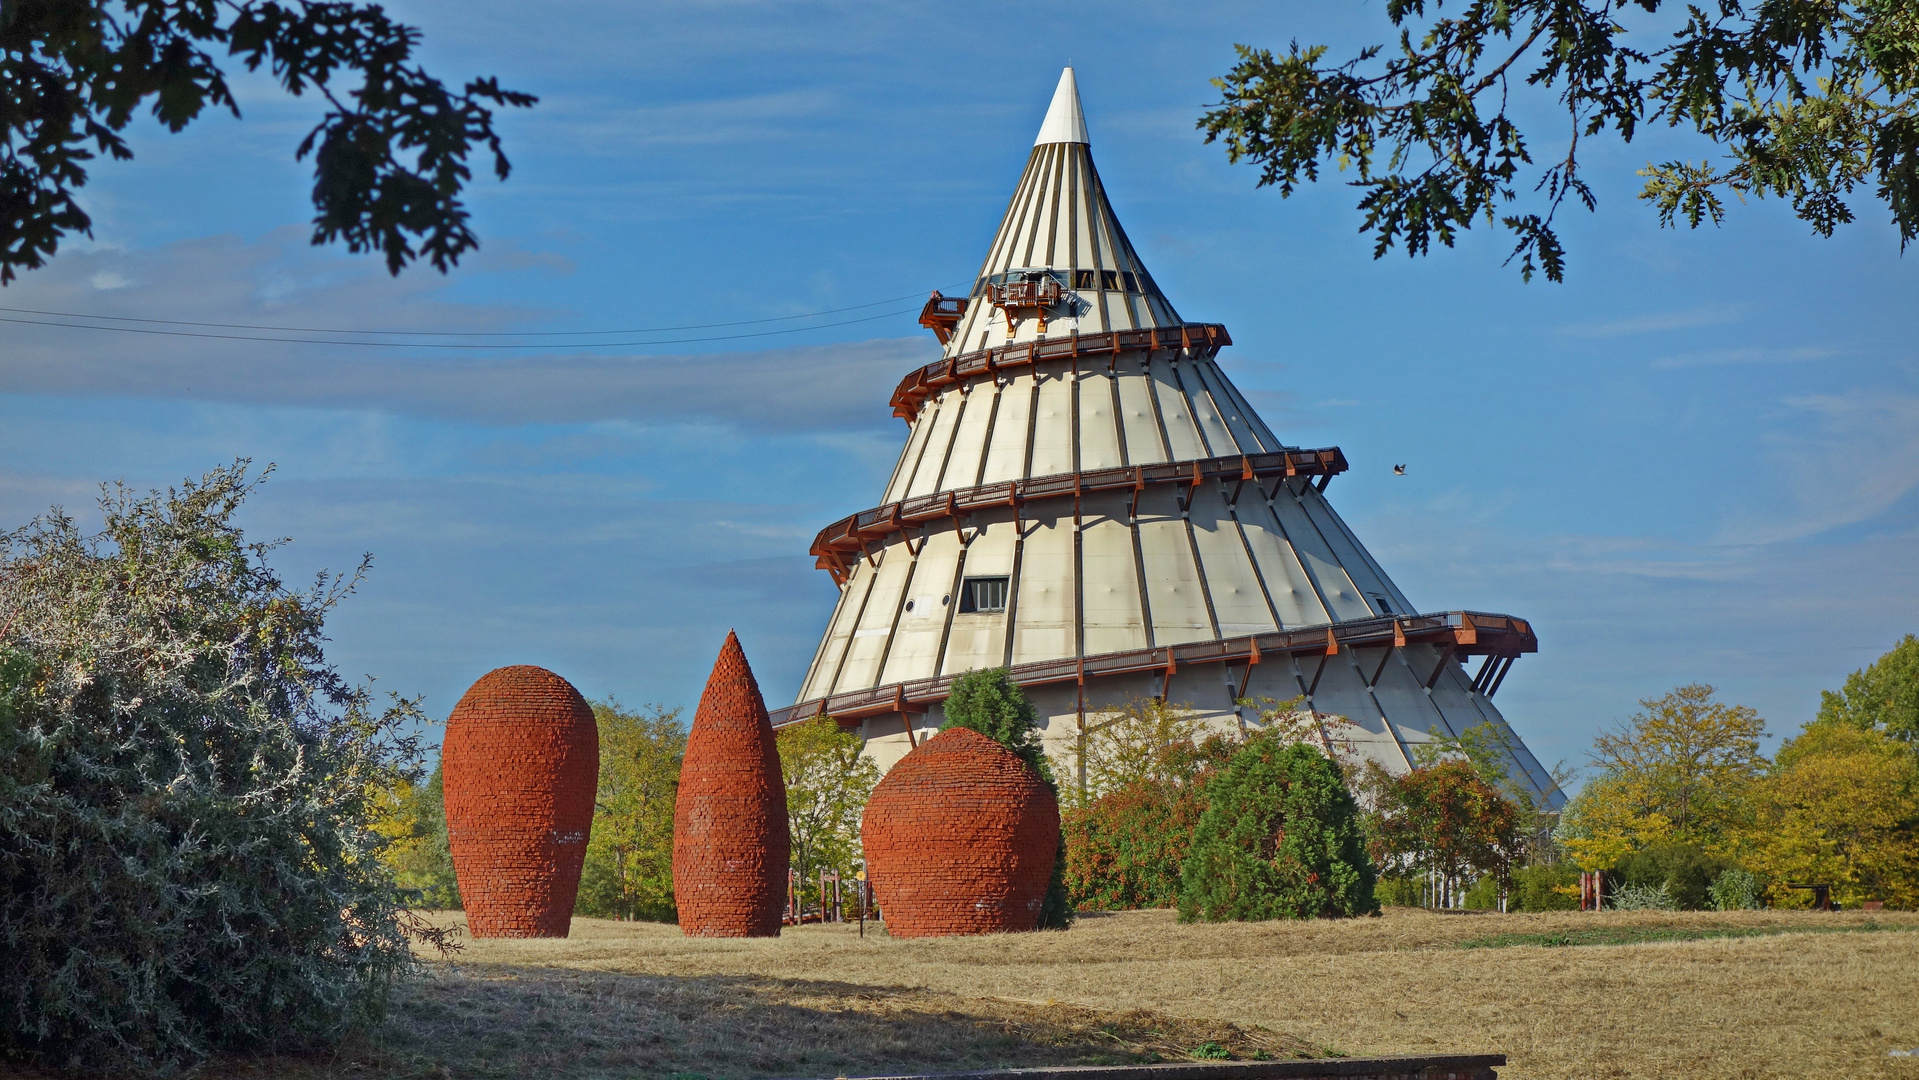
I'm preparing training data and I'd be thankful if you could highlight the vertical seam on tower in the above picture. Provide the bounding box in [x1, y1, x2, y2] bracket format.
[797, 585, 843, 702]
[871, 548, 921, 684]
[896, 394, 944, 498]
[1082, 149, 1112, 333]
[1258, 484, 1340, 624]
[1143, 351, 1176, 463]
[970, 379, 1003, 488]
[1221, 480, 1285, 630]
[929, 390, 970, 492]
[1181, 516, 1223, 641]
[932, 536, 969, 676]
[1109, 355, 1131, 467]
[1308, 486, 1417, 615]
[1169, 361, 1218, 458]
[1003, 515, 1028, 668]
[997, 151, 1042, 283]
[1192, 359, 1261, 454]
[1128, 510, 1156, 650]
[1042, 146, 1063, 271]
[825, 556, 881, 695]
[1287, 479, 1365, 617]
[1022, 371, 1042, 479]
[1209, 361, 1283, 452]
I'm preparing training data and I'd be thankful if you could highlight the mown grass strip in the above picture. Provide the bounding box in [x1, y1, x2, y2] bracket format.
[1460, 918, 1910, 950]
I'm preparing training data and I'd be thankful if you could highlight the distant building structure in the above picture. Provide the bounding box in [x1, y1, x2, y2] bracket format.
[774, 69, 1563, 808]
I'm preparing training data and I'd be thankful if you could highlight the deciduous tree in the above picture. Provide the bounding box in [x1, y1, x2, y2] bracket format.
[1199, 2, 1919, 281]
[776, 714, 878, 915]
[1587, 683, 1766, 845]
[1365, 758, 1522, 903]
[2, 0, 534, 282]
[577, 701, 684, 922]
[1740, 719, 1919, 907]
[1818, 634, 1919, 747]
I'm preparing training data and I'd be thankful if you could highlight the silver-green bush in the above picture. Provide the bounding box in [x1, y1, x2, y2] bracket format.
[1608, 882, 1678, 911]
[0, 464, 435, 1071]
[1708, 868, 1763, 911]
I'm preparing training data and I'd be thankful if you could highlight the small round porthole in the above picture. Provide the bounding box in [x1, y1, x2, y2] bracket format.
[942, 594, 951, 606]
[904, 600, 915, 612]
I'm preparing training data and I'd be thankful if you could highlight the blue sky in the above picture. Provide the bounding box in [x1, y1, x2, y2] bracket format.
[4, 2, 1915, 780]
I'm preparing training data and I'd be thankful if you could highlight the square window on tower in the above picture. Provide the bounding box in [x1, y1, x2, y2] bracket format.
[1073, 269, 1095, 290]
[1100, 270, 1120, 290]
[1371, 594, 1394, 615]
[1121, 271, 1139, 292]
[959, 576, 1010, 613]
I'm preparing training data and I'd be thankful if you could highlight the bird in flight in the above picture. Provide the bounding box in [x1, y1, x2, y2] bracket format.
[1392, 464, 1407, 475]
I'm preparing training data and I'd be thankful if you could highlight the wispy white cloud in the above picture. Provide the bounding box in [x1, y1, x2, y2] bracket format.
[1652, 345, 1837, 369]
[1718, 389, 1919, 545]
[0, 231, 938, 433]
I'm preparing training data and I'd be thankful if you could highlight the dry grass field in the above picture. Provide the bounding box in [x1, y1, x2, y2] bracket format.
[50, 907, 1919, 1080]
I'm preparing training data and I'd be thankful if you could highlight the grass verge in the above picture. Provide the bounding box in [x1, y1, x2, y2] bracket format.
[1458, 916, 1916, 950]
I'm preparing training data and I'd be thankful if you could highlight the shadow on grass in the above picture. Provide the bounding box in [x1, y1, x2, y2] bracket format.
[204, 966, 1327, 1080]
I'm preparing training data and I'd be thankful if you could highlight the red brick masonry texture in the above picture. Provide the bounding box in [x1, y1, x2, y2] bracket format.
[443, 665, 600, 938]
[673, 631, 791, 937]
[862, 727, 1060, 937]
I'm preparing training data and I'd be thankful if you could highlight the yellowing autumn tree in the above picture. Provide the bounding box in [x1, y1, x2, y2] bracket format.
[1585, 684, 1767, 848]
[1740, 721, 1919, 908]
[577, 702, 684, 922]
[1067, 697, 1210, 807]
[776, 715, 878, 913]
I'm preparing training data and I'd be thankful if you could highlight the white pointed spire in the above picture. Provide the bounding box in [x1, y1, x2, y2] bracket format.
[1033, 67, 1089, 146]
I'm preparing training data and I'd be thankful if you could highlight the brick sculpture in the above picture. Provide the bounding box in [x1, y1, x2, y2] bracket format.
[861, 726, 1059, 937]
[672, 631, 790, 937]
[442, 665, 599, 938]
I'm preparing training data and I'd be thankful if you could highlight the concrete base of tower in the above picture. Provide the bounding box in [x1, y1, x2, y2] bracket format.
[843, 637, 1563, 810]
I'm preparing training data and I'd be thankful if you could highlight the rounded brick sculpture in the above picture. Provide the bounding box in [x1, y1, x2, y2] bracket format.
[861, 726, 1060, 937]
[442, 665, 599, 938]
[672, 631, 790, 937]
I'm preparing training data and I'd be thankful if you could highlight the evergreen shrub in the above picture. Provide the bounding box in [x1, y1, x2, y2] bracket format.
[1508, 862, 1580, 911]
[0, 466, 431, 1071]
[1614, 842, 1732, 910]
[1177, 737, 1377, 921]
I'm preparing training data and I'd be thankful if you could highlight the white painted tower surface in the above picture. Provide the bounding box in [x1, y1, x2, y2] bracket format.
[775, 69, 1564, 808]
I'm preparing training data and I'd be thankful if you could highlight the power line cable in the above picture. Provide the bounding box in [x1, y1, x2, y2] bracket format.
[0, 304, 932, 349]
[0, 284, 964, 337]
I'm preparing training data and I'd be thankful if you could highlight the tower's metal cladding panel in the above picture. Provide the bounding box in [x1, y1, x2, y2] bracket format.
[787, 69, 1564, 809]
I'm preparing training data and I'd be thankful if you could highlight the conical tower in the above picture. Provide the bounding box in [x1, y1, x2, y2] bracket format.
[775, 70, 1563, 807]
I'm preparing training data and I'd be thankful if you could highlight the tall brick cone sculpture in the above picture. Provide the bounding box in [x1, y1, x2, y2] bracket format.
[861, 727, 1059, 937]
[443, 665, 599, 938]
[673, 631, 790, 937]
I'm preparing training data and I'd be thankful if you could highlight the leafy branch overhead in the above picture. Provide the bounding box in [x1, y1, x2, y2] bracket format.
[0, 0, 536, 283]
[1198, 1, 1919, 281]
